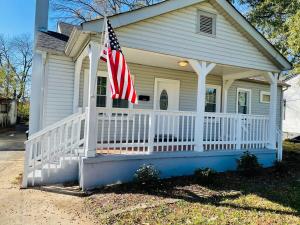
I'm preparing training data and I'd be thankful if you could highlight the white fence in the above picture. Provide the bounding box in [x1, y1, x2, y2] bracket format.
[22, 110, 87, 187]
[97, 109, 270, 154]
[203, 113, 269, 151]
[97, 108, 196, 153]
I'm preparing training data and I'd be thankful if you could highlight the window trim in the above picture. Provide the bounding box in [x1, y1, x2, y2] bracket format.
[205, 84, 221, 113]
[197, 10, 217, 37]
[84, 69, 134, 110]
[260, 91, 270, 104]
[236, 88, 252, 114]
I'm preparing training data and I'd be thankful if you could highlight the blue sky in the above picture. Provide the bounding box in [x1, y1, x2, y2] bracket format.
[0, 0, 56, 37]
[0, 1, 247, 38]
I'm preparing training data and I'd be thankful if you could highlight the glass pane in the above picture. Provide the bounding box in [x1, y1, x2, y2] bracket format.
[113, 99, 129, 108]
[262, 94, 270, 102]
[160, 90, 168, 110]
[238, 91, 247, 107]
[96, 77, 107, 107]
[238, 106, 247, 114]
[205, 103, 216, 112]
[96, 96, 106, 107]
[206, 88, 216, 104]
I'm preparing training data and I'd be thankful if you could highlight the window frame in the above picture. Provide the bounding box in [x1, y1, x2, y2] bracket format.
[236, 88, 252, 114]
[84, 70, 134, 110]
[197, 10, 217, 37]
[260, 91, 270, 104]
[205, 84, 221, 113]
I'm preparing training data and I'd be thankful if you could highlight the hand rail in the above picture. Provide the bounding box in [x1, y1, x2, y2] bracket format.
[22, 110, 87, 188]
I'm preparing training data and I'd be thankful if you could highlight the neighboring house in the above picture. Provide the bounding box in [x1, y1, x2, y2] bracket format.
[283, 74, 300, 139]
[0, 97, 17, 128]
[22, 0, 291, 190]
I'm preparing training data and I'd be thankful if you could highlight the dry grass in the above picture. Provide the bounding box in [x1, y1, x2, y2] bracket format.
[85, 143, 300, 224]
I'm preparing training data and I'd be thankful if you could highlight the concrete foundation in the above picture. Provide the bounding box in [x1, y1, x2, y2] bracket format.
[79, 149, 276, 190]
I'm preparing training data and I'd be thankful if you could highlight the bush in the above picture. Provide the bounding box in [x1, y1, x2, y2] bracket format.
[237, 151, 262, 177]
[194, 168, 217, 185]
[273, 160, 288, 174]
[133, 164, 160, 185]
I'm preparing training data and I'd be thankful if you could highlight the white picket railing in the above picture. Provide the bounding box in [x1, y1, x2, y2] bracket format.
[22, 109, 87, 188]
[96, 108, 196, 154]
[97, 109, 270, 154]
[203, 113, 269, 151]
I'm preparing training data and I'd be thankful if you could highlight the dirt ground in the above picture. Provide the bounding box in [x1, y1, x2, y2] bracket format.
[0, 150, 96, 225]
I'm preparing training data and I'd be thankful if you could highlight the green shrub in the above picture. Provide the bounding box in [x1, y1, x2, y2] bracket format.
[237, 151, 262, 177]
[194, 168, 217, 185]
[133, 164, 160, 185]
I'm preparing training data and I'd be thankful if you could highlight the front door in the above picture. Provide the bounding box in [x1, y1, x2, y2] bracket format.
[154, 78, 180, 138]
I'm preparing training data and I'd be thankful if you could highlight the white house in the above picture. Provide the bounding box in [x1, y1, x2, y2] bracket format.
[283, 74, 300, 139]
[22, 0, 291, 190]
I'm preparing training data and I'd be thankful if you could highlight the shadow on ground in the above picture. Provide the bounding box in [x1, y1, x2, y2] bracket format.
[87, 147, 300, 217]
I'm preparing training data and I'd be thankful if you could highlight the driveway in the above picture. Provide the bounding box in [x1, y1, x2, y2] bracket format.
[0, 130, 95, 224]
[0, 126, 27, 151]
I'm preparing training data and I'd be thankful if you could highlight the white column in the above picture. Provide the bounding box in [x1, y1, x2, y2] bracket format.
[29, 52, 46, 135]
[85, 42, 100, 158]
[268, 72, 278, 149]
[222, 79, 234, 113]
[189, 60, 216, 152]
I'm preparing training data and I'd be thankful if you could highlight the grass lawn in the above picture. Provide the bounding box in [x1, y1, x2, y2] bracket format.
[86, 142, 300, 225]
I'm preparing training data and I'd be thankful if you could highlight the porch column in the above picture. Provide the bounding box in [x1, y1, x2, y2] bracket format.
[85, 41, 100, 158]
[222, 79, 234, 113]
[264, 72, 278, 149]
[73, 47, 88, 113]
[189, 60, 216, 152]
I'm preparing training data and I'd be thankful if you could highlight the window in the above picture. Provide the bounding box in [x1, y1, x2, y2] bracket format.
[205, 85, 221, 112]
[237, 88, 251, 114]
[197, 10, 216, 36]
[96, 77, 107, 107]
[159, 90, 168, 110]
[94, 72, 132, 109]
[260, 91, 270, 103]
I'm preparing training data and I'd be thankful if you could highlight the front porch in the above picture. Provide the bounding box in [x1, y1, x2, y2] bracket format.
[78, 41, 280, 158]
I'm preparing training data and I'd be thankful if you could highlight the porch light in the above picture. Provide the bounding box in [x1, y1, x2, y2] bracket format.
[178, 60, 188, 67]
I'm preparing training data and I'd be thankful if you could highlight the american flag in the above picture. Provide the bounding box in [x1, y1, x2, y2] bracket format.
[100, 19, 138, 104]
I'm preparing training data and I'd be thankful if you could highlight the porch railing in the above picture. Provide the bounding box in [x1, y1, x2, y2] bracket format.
[96, 108, 270, 154]
[203, 113, 269, 151]
[97, 108, 196, 153]
[22, 109, 87, 187]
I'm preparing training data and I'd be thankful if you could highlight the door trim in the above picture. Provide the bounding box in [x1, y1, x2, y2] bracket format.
[236, 87, 252, 114]
[153, 78, 180, 110]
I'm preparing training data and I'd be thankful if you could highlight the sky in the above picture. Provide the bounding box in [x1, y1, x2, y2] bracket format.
[0, 0, 247, 38]
[0, 0, 56, 38]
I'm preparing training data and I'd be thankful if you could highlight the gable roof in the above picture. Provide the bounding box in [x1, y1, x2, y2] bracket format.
[81, 0, 291, 71]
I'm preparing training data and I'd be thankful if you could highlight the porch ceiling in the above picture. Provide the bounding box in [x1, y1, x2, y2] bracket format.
[123, 47, 264, 77]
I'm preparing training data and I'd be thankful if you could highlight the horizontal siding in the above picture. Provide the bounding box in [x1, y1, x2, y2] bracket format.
[44, 55, 75, 127]
[78, 63, 222, 111]
[107, 2, 278, 72]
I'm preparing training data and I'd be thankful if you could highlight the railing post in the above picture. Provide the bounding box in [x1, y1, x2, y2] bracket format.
[236, 114, 242, 149]
[21, 142, 30, 188]
[148, 111, 155, 153]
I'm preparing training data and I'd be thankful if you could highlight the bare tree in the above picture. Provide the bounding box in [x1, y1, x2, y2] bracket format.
[50, 0, 163, 24]
[0, 34, 32, 101]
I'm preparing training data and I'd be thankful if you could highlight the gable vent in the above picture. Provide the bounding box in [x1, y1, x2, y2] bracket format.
[200, 15, 213, 34]
[198, 11, 216, 36]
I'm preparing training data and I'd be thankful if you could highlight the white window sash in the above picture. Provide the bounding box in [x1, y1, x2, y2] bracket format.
[236, 88, 252, 114]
